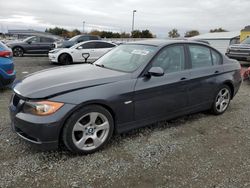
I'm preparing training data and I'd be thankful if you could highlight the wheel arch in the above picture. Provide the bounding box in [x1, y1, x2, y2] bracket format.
[58, 101, 116, 145]
[58, 52, 73, 63]
[12, 46, 25, 52]
[223, 81, 234, 99]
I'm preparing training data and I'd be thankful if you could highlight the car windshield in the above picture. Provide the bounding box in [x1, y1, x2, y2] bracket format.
[69, 35, 79, 42]
[241, 37, 250, 44]
[94, 44, 157, 73]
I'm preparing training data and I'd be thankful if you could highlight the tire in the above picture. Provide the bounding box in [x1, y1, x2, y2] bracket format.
[13, 47, 24, 57]
[58, 53, 72, 65]
[211, 85, 231, 115]
[62, 105, 114, 154]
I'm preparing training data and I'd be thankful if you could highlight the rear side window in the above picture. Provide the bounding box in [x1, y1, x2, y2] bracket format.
[211, 50, 222, 65]
[188, 45, 213, 69]
[89, 36, 100, 40]
[96, 42, 115, 48]
[41, 37, 54, 43]
[152, 45, 185, 73]
[80, 42, 96, 49]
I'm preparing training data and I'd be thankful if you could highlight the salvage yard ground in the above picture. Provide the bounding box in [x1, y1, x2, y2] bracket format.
[1, 56, 250, 188]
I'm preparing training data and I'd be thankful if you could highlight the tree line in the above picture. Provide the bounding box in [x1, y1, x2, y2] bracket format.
[45, 27, 154, 38]
[168, 28, 228, 38]
[45, 27, 228, 39]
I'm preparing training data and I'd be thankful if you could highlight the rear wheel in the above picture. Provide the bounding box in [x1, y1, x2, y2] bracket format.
[62, 105, 114, 154]
[58, 53, 72, 65]
[13, 47, 24, 57]
[211, 85, 231, 115]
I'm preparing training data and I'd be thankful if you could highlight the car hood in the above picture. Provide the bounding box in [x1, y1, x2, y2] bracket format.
[229, 43, 250, 50]
[7, 41, 24, 46]
[14, 64, 129, 99]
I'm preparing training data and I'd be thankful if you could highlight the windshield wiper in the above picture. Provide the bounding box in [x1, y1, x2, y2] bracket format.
[95, 64, 105, 68]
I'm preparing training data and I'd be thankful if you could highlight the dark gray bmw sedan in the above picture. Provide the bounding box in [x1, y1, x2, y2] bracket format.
[9, 40, 242, 154]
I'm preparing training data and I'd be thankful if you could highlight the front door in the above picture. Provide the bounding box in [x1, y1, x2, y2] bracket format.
[134, 44, 190, 121]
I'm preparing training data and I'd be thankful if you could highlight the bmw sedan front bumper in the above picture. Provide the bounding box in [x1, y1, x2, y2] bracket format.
[9, 94, 76, 150]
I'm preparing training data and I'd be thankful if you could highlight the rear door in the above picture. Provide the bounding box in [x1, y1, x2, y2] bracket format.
[40, 37, 55, 52]
[74, 42, 96, 62]
[187, 44, 223, 108]
[134, 44, 190, 121]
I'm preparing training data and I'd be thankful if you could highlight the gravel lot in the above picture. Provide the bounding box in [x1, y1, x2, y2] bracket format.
[1, 56, 250, 188]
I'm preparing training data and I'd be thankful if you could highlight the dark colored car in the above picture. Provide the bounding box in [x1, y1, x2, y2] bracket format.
[226, 37, 250, 61]
[7, 36, 59, 57]
[9, 40, 242, 154]
[54, 35, 101, 48]
[0, 41, 16, 88]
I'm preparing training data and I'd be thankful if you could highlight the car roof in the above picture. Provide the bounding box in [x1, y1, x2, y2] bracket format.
[128, 39, 209, 47]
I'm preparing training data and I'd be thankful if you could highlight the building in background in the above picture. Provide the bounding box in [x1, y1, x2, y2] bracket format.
[240, 26, 250, 42]
[7, 29, 54, 39]
[191, 31, 240, 54]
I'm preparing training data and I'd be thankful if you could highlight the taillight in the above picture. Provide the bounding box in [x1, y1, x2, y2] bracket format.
[0, 51, 12, 58]
[6, 70, 14, 74]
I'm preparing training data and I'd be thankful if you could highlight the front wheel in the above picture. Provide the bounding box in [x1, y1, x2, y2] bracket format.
[62, 105, 114, 154]
[13, 47, 24, 57]
[211, 85, 231, 115]
[58, 54, 72, 65]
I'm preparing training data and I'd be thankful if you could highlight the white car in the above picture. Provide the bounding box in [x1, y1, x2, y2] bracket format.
[48, 40, 117, 64]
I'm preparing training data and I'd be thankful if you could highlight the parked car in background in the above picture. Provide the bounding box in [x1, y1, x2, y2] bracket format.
[49, 40, 117, 64]
[53, 35, 101, 48]
[7, 36, 60, 57]
[0, 41, 15, 88]
[226, 37, 250, 61]
[10, 40, 241, 154]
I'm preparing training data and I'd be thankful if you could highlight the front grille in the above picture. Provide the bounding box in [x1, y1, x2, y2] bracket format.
[12, 94, 20, 107]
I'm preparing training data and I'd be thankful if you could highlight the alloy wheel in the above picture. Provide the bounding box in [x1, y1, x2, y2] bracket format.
[72, 112, 110, 151]
[215, 88, 230, 113]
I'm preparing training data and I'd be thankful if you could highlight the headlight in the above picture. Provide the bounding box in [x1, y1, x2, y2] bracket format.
[49, 49, 61, 54]
[23, 101, 64, 116]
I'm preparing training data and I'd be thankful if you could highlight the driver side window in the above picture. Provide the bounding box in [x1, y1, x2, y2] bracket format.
[152, 45, 185, 73]
[28, 37, 40, 43]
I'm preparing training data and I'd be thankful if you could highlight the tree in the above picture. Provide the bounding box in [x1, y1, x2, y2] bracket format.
[184, 30, 200, 37]
[210, 28, 228, 33]
[168, 29, 180, 38]
[131, 30, 142, 38]
[120, 32, 130, 38]
[141, 29, 153, 38]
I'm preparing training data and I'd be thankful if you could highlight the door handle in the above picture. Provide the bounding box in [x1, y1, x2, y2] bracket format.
[180, 77, 187, 81]
[214, 70, 220, 74]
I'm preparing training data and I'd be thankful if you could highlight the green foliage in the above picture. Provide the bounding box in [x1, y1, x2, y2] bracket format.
[131, 29, 153, 38]
[210, 28, 228, 33]
[168, 29, 180, 38]
[185, 30, 200, 37]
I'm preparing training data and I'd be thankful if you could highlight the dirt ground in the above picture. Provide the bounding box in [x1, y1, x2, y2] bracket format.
[1, 56, 250, 188]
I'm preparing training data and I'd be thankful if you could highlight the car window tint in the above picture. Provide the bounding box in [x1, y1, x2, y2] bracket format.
[96, 42, 115, 48]
[89, 36, 99, 40]
[77, 36, 88, 43]
[80, 42, 96, 49]
[41, 37, 54, 43]
[211, 49, 222, 65]
[152, 45, 185, 73]
[189, 45, 213, 68]
[29, 37, 40, 43]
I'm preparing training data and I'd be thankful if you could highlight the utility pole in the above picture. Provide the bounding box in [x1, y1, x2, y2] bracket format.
[83, 21, 85, 33]
[132, 10, 137, 32]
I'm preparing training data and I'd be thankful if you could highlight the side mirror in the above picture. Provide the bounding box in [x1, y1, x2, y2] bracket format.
[77, 46, 83, 50]
[147, 67, 164, 77]
[27, 41, 31, 44]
